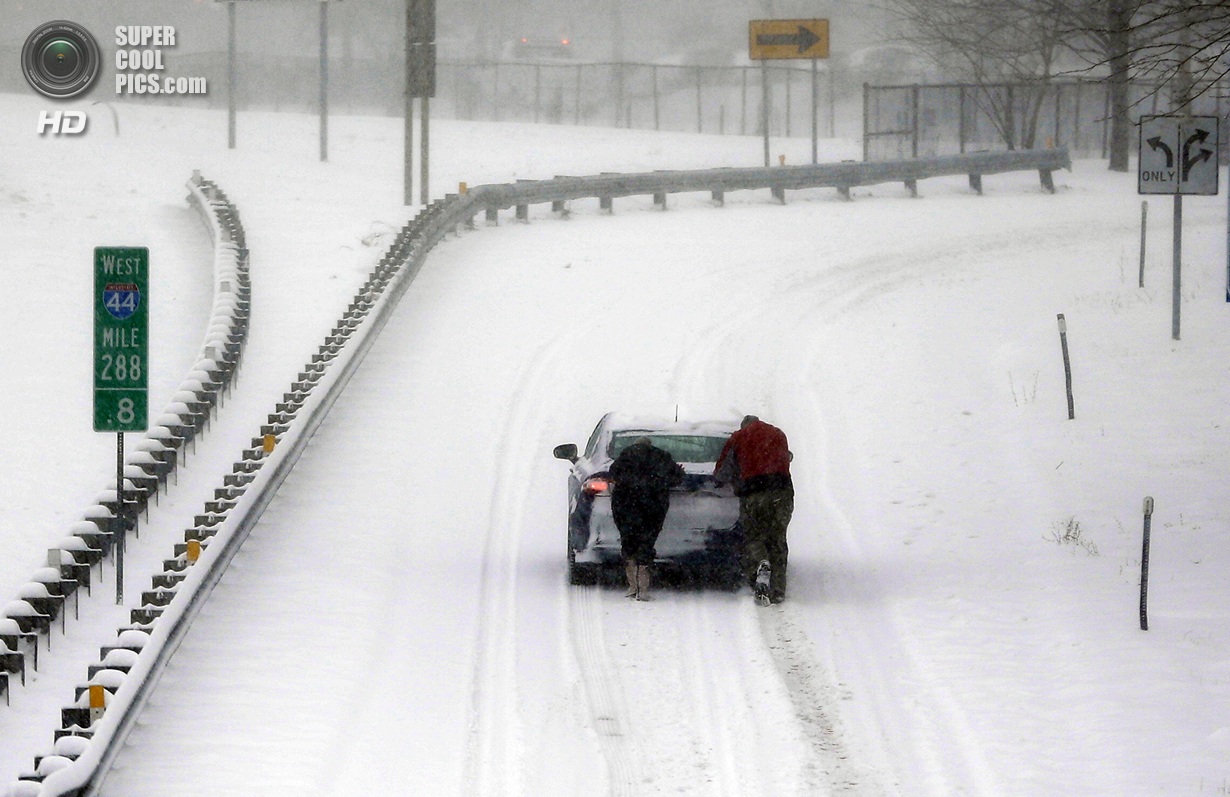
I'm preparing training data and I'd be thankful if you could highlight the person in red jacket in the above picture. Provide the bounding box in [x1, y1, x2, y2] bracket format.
[713, 415, 794, 604]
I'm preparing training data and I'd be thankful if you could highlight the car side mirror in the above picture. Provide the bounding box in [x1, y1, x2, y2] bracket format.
[553, 443, 578, 463]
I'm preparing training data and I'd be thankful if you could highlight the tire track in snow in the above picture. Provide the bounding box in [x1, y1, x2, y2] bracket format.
[566, 585, 643, 796]
[461, 331, 575, 797]
[659, 220, 1029, 796]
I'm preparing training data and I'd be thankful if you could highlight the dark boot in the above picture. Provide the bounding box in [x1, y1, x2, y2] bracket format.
[625, 561, 639, 598]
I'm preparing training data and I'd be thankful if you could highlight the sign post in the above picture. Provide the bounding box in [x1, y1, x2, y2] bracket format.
[748, 19, 829, 167]
[94, 246, 149, 603]
[1138, 115, 1219, 340]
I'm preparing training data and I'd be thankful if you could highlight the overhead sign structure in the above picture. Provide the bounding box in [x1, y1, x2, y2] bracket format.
[748, 19, 829, 61]
[94, 247, 148, 432]
[1138, 115, 1219, 196]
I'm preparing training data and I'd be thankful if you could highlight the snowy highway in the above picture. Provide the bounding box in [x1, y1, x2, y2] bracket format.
[3, 96, 1228, 796]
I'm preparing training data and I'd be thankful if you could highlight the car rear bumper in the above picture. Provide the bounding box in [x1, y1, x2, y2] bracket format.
[573, 493, 742, 567]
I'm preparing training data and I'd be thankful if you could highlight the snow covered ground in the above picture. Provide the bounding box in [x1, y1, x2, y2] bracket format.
[1, 90, 1228, 796]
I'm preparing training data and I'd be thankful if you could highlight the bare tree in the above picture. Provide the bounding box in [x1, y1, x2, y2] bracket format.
[884, 0, 1069, 149]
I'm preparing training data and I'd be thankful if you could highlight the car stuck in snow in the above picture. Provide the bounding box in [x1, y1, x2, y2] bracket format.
[553, 413, 743, 585]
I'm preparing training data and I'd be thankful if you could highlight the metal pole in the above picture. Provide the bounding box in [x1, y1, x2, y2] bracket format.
[1173, 194, 1182, 340]
[403, 0, 413, 205]
[227, 1, 236, 149]
[785, 66, 792, 138]
[811, 58, 818, 164]
[652, 66, 659, 131]
[959, 85, 967, 153]
[828, 67, 835, 138]
[319, 0, 328, 162]
[762, 60, 770, 166]
[1139, 200, 1148, 288]
[115, 433, 124, 604]
[1140, 496, 1154, 631]
[911, 83, 920, 158]
[862, 82, 869, 161]
[696, 67, 703, 134]
[420, 96, 429, 206]
[534, 65, 541, 124]
[741, 66, 748, 136]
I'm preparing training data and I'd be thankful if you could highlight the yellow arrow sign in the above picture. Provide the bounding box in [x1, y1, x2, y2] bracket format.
[749, 19, 829, 60]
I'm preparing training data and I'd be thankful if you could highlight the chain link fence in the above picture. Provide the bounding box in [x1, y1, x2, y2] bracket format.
[863, 79, 1230, 161]
[0, 48, 851, 141]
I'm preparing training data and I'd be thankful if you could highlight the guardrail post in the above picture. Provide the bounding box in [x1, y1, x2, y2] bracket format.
[653, 192, 667, 210]
[771, 185, 785, 204]
[485, 206, 498, 226]
[711, 189, 724, 206]
[905, 179, 918, 198]
[600, 196, 613, 214]
[969, 173, 983, 195]
[515, 204, 528, 223]
[1040, 169, 1055, 193]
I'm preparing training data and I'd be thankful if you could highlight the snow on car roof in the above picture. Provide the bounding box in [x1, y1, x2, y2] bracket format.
[602, 413, 740, 437]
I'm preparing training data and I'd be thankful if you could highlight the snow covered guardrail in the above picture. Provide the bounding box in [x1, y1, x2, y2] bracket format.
[22, 149, 1065, 796]
[6, 173, 250, 795]
[466, 147, 1071, 219]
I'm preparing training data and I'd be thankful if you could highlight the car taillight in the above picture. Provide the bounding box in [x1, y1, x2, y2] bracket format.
[582, 477, 611, 496]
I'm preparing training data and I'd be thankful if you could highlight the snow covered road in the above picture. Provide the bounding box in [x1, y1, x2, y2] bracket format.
[104, 165, 1230, 796]
[3, 97, 1226, 796]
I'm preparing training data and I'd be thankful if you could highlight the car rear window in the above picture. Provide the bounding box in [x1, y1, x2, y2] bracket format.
[609, 433, 728, 464]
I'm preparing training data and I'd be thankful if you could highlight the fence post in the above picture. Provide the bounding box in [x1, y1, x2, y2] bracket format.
[696, 66, 703, 133]
[742, 66, 748, 136]
[1053, 83, 1062, 147]
[492, 63, 500, 121]
[958, 85, 966, 153]
[785, 66, 792, 138]
[574, 64, 582, 125]
[1101, 85, 1110, 159]
[653, 65, 660, 131]
[762, 61, 771, 166]
[1073, 81, 1082, 154]
[534, 64, 541, 124]
[811, 58, 818, 164]
[911, 84, 920, 158]
[615, 63, 625, 127]
[862, 82, 870, 161]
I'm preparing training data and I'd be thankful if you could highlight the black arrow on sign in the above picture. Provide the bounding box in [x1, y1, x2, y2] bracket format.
[1147, 136, 1174, 168]
[756, 25, 821, 54]
[1181, 128, 1213, 181]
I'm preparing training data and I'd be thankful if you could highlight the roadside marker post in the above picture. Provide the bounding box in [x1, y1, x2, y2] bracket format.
[1140, 497, 1154, 631]
[94, 247, 149, 604]
[1057, 314, 1074, 420]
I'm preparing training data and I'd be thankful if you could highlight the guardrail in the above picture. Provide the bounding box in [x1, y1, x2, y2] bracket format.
[4, 173, 250, 793]
[20, 148, 1067, 796]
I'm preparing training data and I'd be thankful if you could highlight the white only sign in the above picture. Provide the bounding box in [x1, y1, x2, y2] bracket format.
[1138, 115, 1219, 195]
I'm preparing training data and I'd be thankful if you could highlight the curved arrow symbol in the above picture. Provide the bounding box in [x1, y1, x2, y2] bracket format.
[1182, 128, 1213, 181]
[756, 25, 821, 54]
[1147, 136, 1174, 168]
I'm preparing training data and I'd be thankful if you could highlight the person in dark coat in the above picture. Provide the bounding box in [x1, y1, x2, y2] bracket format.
[713, 415, 794, 604]
[609, 436, 684, 600]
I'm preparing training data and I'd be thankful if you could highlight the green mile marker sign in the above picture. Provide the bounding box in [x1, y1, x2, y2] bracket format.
[93, 247, 148, 432]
